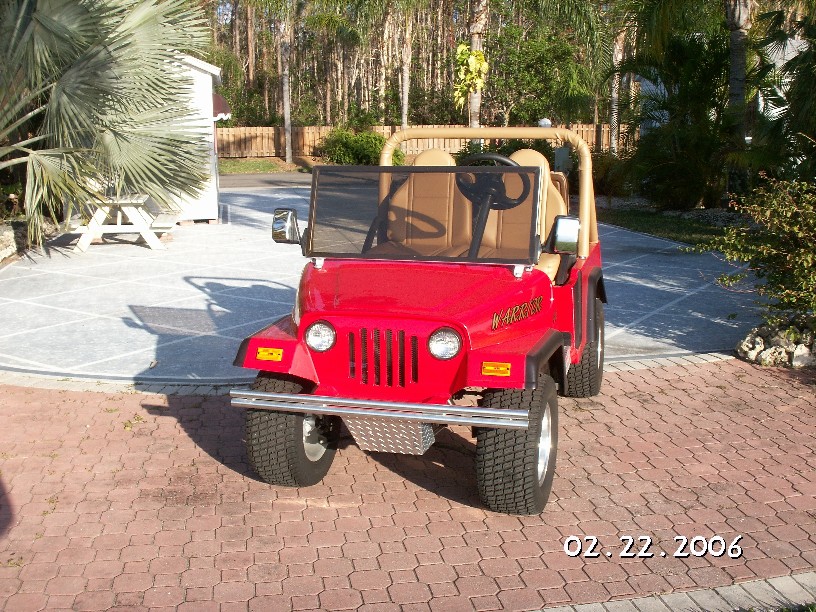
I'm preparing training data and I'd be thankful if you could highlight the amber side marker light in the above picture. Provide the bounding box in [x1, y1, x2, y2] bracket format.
[256, 348, 283, 361]
[482, 362, 511, 377]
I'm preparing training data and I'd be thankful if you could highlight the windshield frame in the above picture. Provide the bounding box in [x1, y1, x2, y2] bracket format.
[305, 165, 542, 265]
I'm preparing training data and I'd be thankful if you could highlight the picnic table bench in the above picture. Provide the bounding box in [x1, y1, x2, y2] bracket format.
[71, 194, 178, 252]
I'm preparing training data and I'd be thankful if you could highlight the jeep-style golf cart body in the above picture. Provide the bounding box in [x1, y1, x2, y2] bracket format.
[231, 127, 605, 515]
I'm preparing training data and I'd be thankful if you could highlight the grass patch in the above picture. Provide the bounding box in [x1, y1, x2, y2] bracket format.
[597, 208, 726, 246]
[218, 157, 286, 174]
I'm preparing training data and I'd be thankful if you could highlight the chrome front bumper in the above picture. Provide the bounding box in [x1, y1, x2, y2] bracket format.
[229, 390, 530, 430]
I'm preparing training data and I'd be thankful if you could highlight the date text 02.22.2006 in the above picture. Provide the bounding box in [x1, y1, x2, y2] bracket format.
[563, 535, 744, 559]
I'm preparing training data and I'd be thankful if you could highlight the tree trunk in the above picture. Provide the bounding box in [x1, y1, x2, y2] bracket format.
[247, 4, 256, 87]
[401, 16, 413, 129]
[231, 0, 241, 58]
[594, 96, 602, 151]
[261, 43, 270, 118]
[609, 32, 625, 154]
[378, 13, 390, 118]
[281, 20, 293, 163]
[724, 0, 754, 143]
[468, 0, 488, 129]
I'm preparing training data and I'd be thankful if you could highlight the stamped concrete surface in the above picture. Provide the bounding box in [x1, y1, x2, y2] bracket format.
[0, 180, 759, 386]
[0, 359, 814, 610]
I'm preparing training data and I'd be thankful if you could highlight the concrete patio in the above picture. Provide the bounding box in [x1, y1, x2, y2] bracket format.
[0, 180, 759, 387]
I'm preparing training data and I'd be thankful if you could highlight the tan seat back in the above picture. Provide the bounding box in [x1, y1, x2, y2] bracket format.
[473, 149, 549, 260]
[500, 149, 568, 281]
[550, 171, 569, 206]
[384, 149, 471, 256]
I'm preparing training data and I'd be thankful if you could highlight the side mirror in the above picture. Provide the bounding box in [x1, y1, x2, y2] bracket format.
[548, 215, 580, 255]
[272, 208, 301, 244]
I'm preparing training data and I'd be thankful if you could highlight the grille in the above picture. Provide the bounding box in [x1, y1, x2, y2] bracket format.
[349, 328, 419, 386]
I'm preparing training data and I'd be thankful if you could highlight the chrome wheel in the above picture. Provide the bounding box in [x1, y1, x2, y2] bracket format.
[536, 404, 553, 485]
[302, 414, 330, 462]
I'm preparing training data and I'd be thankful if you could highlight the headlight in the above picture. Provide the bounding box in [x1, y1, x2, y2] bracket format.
[428, 327, 462, 360]
[305, 321, 336, 352]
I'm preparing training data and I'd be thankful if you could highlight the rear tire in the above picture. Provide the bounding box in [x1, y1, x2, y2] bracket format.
[475, 376, 559, 515]
[565, 297, 604, 397]
[245, 373, 340, 487]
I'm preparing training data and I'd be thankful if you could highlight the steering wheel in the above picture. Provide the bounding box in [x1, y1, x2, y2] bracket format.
[455, 152, 533, 259]
[455, 153, 531, 211]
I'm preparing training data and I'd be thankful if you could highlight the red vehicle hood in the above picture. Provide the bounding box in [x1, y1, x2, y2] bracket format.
[299, 259, 555, 344]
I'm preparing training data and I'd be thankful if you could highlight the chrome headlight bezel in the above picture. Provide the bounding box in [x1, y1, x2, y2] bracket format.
[428, 327, 462, 360]
[305, 320, 336, 352]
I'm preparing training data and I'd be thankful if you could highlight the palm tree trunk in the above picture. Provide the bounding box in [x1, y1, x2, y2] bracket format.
[468, 0, 488, 129]
[724, 0, 754, 143]
[609, 31, 625, 154]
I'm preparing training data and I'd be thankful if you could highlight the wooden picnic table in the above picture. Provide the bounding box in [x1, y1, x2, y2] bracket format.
[72, 195, 177, 252]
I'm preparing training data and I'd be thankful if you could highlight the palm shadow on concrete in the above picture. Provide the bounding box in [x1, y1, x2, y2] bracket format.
[123, 276, 295, 384]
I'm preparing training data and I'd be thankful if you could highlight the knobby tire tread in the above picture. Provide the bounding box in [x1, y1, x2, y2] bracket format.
[476, 378, 558, 515]
[245, 374, 339, 487]
[565, 297, 604, 398]
[245, 376, 306, 486]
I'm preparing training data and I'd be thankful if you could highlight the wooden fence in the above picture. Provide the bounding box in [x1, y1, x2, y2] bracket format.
[216, 123, 619, 158]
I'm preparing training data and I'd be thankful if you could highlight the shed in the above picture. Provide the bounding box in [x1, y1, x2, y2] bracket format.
[177, 55, 231, 223]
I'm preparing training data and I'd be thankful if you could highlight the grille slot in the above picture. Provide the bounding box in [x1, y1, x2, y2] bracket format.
[349, 328, 417, 387]
[373, 329, 381, 385]
[348, 332, 355, 379]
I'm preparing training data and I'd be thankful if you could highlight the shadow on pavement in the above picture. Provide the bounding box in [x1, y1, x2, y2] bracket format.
[140, 393, 258, 480]
[0, 478, 11, 538]
[366, 427, 483, 508]
[130, 277, 297, 479]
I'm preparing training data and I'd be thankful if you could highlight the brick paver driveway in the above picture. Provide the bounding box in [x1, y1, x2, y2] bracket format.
[1, 359, 814, 610]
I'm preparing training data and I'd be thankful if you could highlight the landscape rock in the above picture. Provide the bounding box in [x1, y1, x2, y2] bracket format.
[792, 344, 816, 369]
[757, 346, 790, 367]
[0, 224, 15, 261]
[736, 330, 764, 361]
[769, 330, 796, 351]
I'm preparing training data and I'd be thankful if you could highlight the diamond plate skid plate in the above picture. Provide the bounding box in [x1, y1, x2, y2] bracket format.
[342, 417, 435, 454]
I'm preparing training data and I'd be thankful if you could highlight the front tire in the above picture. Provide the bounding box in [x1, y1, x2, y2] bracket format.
[475, 376, 559, 515]
[245, 373, 340, 487]
[565, 297, 604, 397]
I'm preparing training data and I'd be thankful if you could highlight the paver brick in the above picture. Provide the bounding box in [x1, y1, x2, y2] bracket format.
[0, 362, 814, 609]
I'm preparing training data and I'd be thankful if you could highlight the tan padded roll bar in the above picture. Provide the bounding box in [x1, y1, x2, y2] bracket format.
[380, 127, 597, 259]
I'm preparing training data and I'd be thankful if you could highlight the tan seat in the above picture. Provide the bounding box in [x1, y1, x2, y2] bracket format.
[550, 172, 569, 209]
[513, 150, 569, 281]
[369, 149, 472, 258]
[471, 150, 568, 276]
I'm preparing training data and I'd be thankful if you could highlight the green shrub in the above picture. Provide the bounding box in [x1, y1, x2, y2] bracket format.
[592, 151, 630, 197]
[320, 128, 404, 166]
[695, 178, 816, 319]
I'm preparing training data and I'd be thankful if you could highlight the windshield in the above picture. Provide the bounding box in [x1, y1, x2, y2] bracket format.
[306, 165, 542, 264]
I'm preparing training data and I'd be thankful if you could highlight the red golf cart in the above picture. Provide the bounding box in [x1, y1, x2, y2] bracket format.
[231, 127, 606, 515]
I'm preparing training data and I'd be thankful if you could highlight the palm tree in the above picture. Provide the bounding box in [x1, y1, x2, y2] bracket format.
[0, 0, 211, 245]
[533, 0, 613, 144]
